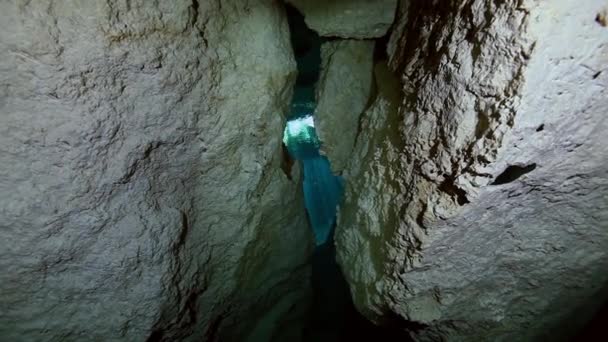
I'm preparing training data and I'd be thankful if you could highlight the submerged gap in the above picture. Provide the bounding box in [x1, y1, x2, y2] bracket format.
[283, 4, 343, 247]
[283, 4, 411, 341]
[282, 4, 347, 340]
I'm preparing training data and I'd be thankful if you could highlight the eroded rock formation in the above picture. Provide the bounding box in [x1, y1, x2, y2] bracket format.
[315, 40, 375, 174]
[0, 1, 312, 341]
[2, 0, 607, 340]
[286, 0, 398, 39]
[335, 0, 608, 340]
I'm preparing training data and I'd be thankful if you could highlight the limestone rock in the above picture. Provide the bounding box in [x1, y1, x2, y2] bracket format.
[336, 0, 608, 340]
[315, 39, 375, 174]
[0, 1, 312, 341]
[286, 0, 398, 39]
[334, 60, 403, 321]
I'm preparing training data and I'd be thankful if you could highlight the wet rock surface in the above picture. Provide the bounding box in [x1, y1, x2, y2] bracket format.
[335, 0, 608, 340]
[2, 0, 608, 341]
[286, 0, 398, 39]
[314, 40, 375, 174]
[0, 1, 312, 341]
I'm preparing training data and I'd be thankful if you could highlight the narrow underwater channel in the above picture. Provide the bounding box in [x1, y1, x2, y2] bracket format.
[283, 5, 411, 341]
[282, 5, 342, 247]
[283, 106, 343, 246]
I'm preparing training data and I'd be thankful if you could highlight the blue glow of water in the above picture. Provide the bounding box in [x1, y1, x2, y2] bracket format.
[283, 88, 343, 246]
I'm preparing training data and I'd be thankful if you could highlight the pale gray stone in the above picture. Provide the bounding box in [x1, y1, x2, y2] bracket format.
[0, 1, 312, 341]
[336, 0, 608, 340]
[286, 0, 398, 38]
[315, 39, 375, 174]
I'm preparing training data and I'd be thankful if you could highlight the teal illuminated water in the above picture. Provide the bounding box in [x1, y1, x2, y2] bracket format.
[282, 5, 413, 341]
[282, 7, 344, 246]
[283, 87, 343, 246]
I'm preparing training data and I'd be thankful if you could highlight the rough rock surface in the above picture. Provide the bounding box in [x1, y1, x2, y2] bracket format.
[315, 40, 375, 174]
[0, 1, 312, 341]
[336, 0, 608, 340]
[286, 0, 398, 39]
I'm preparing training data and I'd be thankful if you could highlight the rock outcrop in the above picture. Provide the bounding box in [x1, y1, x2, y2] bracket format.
[335, 0, 608, 340]
[0, 1, 312, 341]
[315, 40, 375, 174]
[286, 0, 398, 39]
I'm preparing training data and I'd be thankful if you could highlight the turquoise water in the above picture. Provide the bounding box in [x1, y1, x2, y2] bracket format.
[302, 157, 344, 245]
[282, 1, 344, 246]
[283, 10, 344, 246]
[282, 5, 412, 341]
[283, 91, 343, 245]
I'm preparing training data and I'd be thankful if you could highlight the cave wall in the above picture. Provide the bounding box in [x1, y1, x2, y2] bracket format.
[335, 0, 608, 340]
[314, 39, 375, 174]
[0, 1, 313, 341]
[286, 0, 398, 39]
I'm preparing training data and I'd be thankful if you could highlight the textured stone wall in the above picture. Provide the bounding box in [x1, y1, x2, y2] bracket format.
[335, 0, 608, 340]
[286, 0, 397, 39]
[315, 40, 375, 174]
[0, 1, 312, 341]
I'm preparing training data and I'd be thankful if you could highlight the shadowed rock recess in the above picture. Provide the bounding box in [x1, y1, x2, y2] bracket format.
[0, 0, 607, 342]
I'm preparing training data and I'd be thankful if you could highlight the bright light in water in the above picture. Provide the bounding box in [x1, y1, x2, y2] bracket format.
[283, 115, 315, 145]
[297, 115, 315, 128]
[283, 115, 321, 160]
[282, 113, 342, 245]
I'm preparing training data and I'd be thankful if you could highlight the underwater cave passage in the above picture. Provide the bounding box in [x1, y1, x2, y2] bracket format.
[283, 114, 343, 246]
[283, 4, 343, 247]
[282, 4, 412, 341]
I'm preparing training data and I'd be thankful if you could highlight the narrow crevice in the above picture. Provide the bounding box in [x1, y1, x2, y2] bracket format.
[282, 3, 413, 341]
[146, 329, 164, 342]
[438, 176, 470, 205]
[283, 3, 341, 247]
[280, 142, 294, 180]
[190, 0, 199, 28]
[492, 163, 537, 185]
